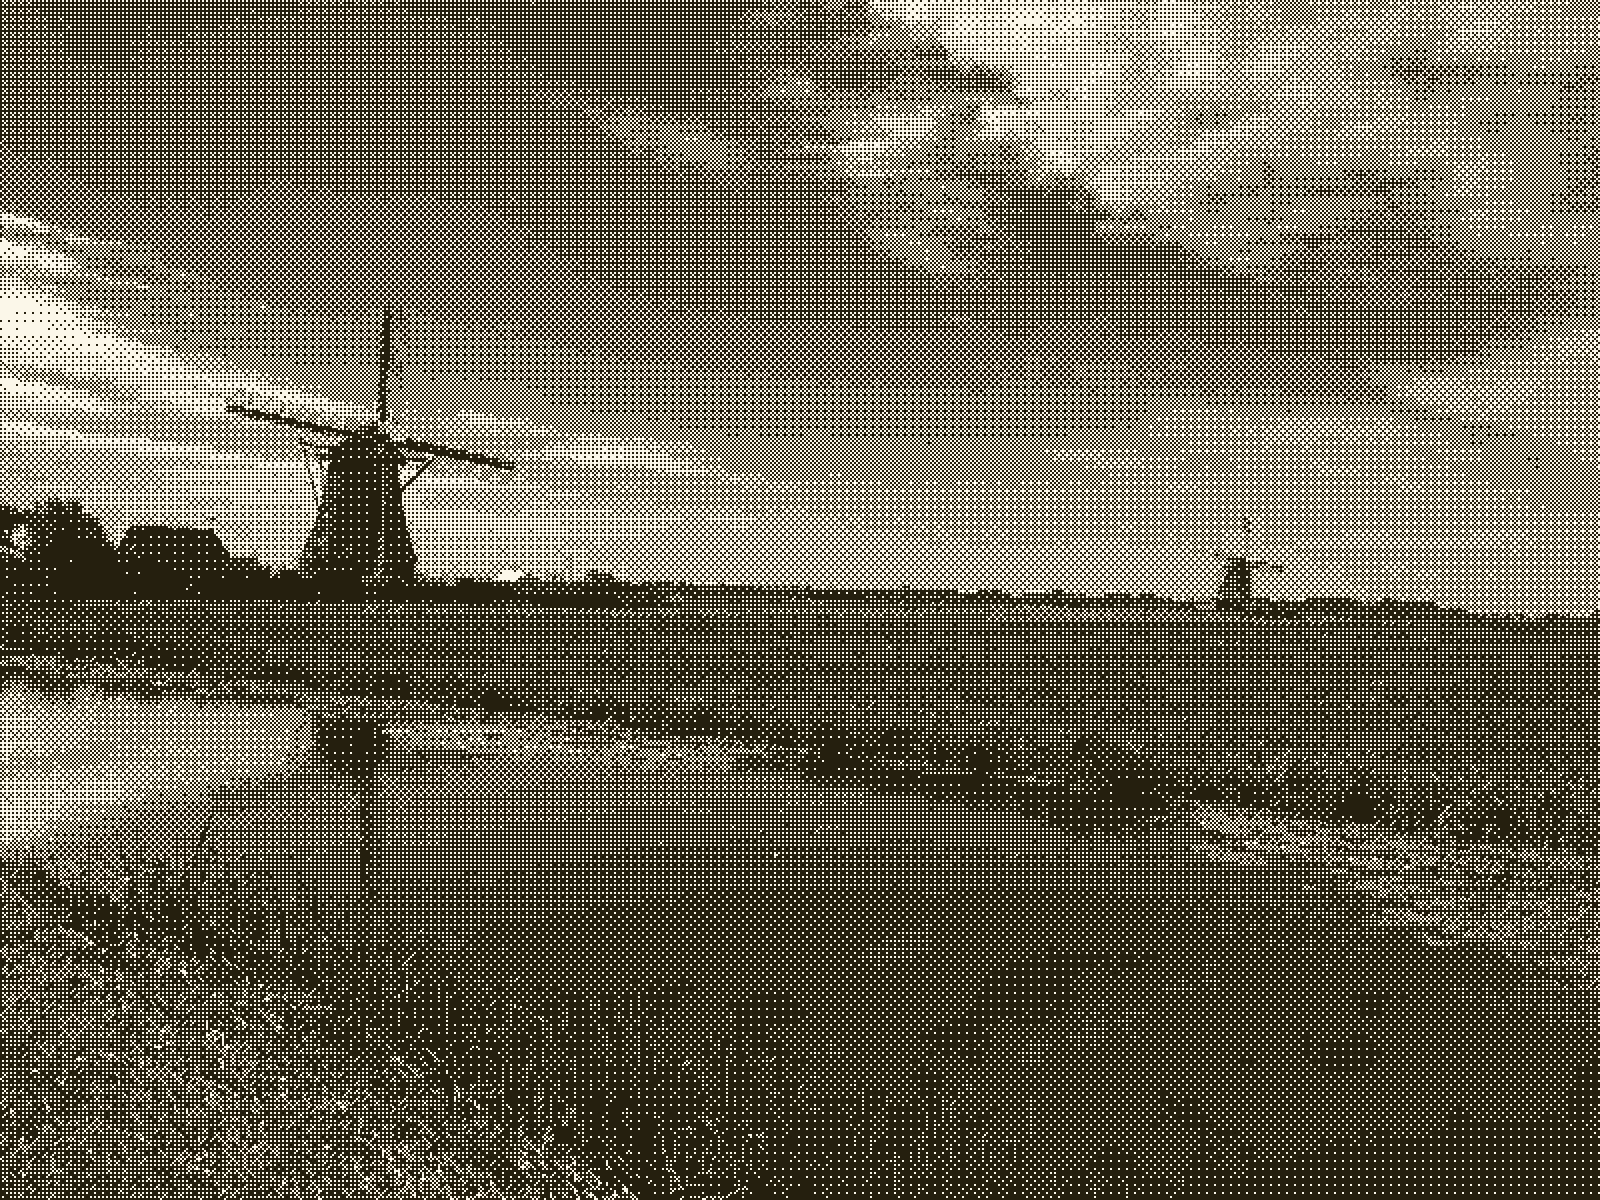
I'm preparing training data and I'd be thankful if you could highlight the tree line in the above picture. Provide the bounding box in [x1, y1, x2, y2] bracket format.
[0, 498, 270, 600]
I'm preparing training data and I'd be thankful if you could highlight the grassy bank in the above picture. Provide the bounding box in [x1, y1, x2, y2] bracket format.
[4, 598, 1598, 847]
[0, 865, 630, 1198]
[9, 805, 1600, 1200]
[1, 829, 875, 1200]
[2, 818, 1270, 1200]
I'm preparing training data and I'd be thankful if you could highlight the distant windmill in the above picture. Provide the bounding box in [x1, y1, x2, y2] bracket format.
[1214, 518, 1285, 613]
[227, 307, 517, 591]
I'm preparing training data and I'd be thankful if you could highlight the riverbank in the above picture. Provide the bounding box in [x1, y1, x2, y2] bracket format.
[0, 662, 1179, 1199]
[0, 611, 1598, 1196]
[0, 878, 627, 1199]
[4, 598, 1598, 849]
[8, 780, 1600, 1199]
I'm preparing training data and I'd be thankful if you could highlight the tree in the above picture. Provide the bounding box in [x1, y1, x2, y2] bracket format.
[21, 498, 118, 599]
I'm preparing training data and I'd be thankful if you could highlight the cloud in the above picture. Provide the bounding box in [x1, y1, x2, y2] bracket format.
[0, 213, 76, 238]
[1397, 334, 1600, 445]
[0, 418, 292, 467]
[0, 279, 332, 415]
[0, 220, 177, 293]
[0, 375, 131, 414]
[2, 12, 1592, 610]
[865, 0, 1600, 291]
[454, 412, 558, 433]
[0, 239, 76, 277]
[537, 437, 725, 475]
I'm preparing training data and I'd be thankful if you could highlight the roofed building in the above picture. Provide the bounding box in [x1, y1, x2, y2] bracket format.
[118, 525, 234, 598]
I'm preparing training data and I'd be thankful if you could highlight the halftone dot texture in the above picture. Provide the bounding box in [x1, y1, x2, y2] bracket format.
[2, 0, 1600, 1195]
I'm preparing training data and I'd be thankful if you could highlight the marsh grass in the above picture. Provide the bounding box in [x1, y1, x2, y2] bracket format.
[0, 814, 924, 1200]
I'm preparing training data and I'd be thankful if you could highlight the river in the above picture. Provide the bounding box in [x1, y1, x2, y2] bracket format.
[5, 669, 1600, 1182]
[0, 673, 1213, 1033]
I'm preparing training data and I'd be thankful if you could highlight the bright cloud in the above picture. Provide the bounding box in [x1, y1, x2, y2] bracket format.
[870, 0, 1600, 283]
[0, 279, 327, 414]
[0, 213, 72, 237]
[454, 412, 558, 434]
[0, 239, 75, 276]
[0, 418, 291, 466]
[538, 438, 724, 475]
[1398, 335, 1600, 444]
[0, 375, 127, 413]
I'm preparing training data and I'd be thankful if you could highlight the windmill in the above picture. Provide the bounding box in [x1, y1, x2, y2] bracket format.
[227, 308, 516, 591]
[1214, 518, 1285, 614]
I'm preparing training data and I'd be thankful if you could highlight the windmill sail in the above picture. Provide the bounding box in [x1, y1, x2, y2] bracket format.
[227, 307, 516, 591]
[394, 436, 517, 470]
[224, 405, 348, 438]
[376, 306, 393, 426]
[1214, 518, 1285, 613]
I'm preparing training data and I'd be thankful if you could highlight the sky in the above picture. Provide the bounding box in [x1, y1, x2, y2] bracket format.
[0, 0, 1597, 612]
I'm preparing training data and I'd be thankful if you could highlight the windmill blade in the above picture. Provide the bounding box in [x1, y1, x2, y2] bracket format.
[377, 306, 394, 426]
[226, 403, 350, 438]
[394, 436, 517, 471]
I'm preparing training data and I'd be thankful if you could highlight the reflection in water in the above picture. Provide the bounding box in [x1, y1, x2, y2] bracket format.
[0, 679, 1131, 1060]
[312, 711, 393, 780]
[309, 710, 389, 977]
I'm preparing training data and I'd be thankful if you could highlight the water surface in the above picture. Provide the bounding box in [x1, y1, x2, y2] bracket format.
[9, 673, 1599, 1174]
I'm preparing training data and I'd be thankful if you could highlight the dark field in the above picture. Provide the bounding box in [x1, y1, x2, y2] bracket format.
[8, 597, 1598, 845]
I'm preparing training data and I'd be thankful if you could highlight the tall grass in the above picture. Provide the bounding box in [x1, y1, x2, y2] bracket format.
[2, 817, 961, 1199]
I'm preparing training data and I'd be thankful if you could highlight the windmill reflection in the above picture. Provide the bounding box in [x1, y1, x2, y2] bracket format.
[311, 709, 392, 781]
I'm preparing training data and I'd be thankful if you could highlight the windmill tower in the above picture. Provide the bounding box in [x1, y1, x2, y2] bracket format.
[228, 307, 517, 591]
[1214, 518, 1285, 614]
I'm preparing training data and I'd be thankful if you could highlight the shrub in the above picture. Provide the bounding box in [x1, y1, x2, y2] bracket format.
[312, 713, 392, 778]
[469, 681, 520, 713]
[801, 721, 875, 772]
[953, 725, 1013, 775]
[1333, 764, 1384, 825]
[1061, 732, 1147, 794]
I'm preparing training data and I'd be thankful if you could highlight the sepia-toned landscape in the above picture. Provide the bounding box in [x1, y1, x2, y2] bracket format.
[6, 0, 1600, 1194]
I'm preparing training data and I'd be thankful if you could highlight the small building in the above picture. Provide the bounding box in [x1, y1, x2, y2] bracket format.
[118, 525, 234, 598]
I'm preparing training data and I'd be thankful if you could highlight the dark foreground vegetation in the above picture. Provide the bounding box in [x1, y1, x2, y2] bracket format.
[7, 797, 1600, 1200]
